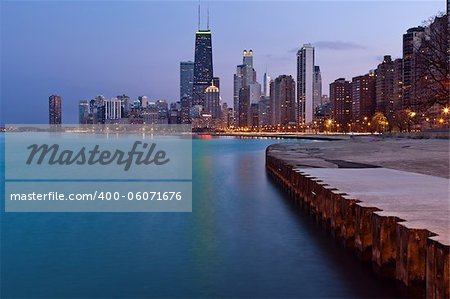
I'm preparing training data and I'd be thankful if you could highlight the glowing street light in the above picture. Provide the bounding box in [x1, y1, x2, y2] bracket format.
[443, 107, 449, 115]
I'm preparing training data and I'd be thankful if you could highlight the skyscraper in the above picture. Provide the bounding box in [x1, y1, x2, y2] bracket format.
[193, 29, 213, 107]
[79, 100, 89, 124]
[205, 82, 221, 119]
[313, 66, 322, 110]
[375, 55, 395, 120]
[238, 86, 250, 128]
[258, 97, 272, 126]
[402, 27, 425, 111]
[263, 72, 271, 97]
[330, 78, 352, 127]
[297, 44, 314, 124]
[180, 61, 194, 100]
[117, 94, 130, 118]
[271, 75, 296, 125]
[104, 98, 122, 120]
[49, 95, 62, 125]
[351, 72, 376, 123]
[233, 49, 261, 127]
[138, 96, 149, 108]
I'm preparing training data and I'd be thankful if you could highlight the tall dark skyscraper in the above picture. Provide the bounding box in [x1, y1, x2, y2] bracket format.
[193, 29, 213, 107]
[375, 55, 395, 119]
[402, 27, 424, 111]
[180, 61, 194, 100]
[297, 44, 314, 124]
[271, 75, 296, 125]
[49, 94, 62, 125]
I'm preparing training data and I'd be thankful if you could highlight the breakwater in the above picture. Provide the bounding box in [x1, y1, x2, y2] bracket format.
[266, 140, 449, 299]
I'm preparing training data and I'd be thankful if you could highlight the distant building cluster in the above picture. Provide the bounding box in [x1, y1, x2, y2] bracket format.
[49, 9, 448, 133]
[78, 95, 179, 125]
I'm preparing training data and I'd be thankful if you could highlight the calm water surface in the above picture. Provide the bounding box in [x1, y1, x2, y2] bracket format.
[0, 136, 403, 298]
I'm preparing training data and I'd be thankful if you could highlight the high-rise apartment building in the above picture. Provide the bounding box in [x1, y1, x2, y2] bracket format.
[375, 55, 395, 120]
[330, 78, 352, 126]
[271, 75, 296, 125]
[351, 72, 376, 123]
[49, 95, 62, 125]
[297, 44, 314, 124]
[313, 66, 322, 111]
[402, 27, 424, 111]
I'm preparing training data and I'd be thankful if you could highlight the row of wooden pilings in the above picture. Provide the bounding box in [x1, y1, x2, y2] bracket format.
[266, 153, 449, 299]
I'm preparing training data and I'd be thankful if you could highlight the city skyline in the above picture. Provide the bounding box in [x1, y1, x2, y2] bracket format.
[1, 1, 445, 124]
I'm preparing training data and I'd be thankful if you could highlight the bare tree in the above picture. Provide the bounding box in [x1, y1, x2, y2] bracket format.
[414, 13, 449, 111]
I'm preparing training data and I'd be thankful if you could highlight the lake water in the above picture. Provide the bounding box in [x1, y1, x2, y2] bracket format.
[0, 135, 403, 298]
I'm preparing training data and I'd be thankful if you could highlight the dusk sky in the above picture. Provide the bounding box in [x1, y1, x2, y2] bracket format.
[0, 0, 445, 124]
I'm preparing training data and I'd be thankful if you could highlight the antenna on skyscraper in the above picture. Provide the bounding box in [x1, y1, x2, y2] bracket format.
[207, 2, 210, 30]
[197, 1, 201, 30]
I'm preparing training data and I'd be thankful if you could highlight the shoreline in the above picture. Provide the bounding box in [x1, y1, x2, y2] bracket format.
[266, 138, 449, 298]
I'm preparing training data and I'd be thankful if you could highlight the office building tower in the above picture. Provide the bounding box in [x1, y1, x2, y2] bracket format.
[193, 29, 213, 107]
[258, 97, 272, 126]
[297, 44, 314, 124]
[138, 96, 149, 108]
[49, 95, 62, 125]
[238, 86, 250, 127]
[250, 103, 259, 127]
[234, 49, 261, 126]
[330, 78, 352, 126]
[105, 98, 122, 120]
[79, 100, 89, 124]
[180, 96, 192, 124]
[205, 83, 221, 119]
[263, 72, 271, 97]
[169, 102, 181, 124]
[180, 61, 195, 100]
[156, 100, 169, 124]
[313, 66, 322, 111]
[142, 102, 159, 124]
[271, 75, 296, 125]
[117, 94, 130, 117]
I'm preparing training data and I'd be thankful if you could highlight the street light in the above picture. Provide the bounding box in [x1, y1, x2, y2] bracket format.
[442, 107, 449, 128]
[443, 107, 449, 114]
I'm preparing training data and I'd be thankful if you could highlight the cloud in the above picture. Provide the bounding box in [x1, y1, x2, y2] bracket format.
[314, 41, 366, 50]
[265, 53, 290, 61]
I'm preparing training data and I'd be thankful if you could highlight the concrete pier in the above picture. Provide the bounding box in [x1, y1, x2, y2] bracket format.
[266, 137, 449, 298]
